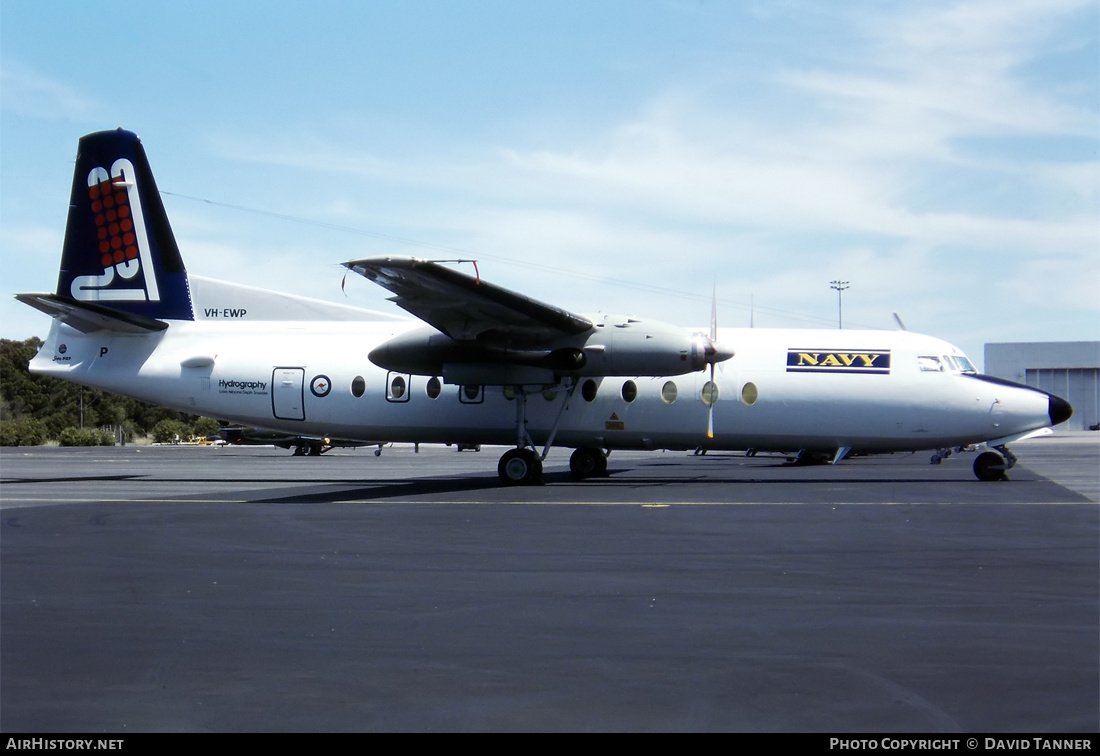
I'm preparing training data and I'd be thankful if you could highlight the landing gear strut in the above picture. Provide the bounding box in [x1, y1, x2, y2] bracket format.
[495, 381, 576, 485]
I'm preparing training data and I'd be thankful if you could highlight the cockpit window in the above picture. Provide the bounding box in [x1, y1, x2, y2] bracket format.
[932, 354, 978, 374]
[950, 355, 977, 373]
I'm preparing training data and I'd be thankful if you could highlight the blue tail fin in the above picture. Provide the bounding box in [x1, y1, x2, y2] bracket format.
[56, 129, 193, 321]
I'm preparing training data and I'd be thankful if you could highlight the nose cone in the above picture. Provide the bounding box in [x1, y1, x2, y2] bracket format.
[1048, 394, 1073, 426]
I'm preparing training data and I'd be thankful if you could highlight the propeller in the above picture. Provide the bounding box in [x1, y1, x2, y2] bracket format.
[703, 285, 734, 439]
[706, 365, 716, 440]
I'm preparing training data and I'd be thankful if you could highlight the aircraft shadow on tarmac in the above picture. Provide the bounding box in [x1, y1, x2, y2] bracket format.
[201, 463, 1076, 505]
[255, 475, 512, 504]
[2, 474, 146, 485]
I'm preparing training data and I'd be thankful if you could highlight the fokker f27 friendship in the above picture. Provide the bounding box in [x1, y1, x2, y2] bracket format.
[17, 129, 1073, 484]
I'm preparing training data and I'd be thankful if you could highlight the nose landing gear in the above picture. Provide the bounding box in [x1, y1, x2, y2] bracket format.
[973, 445, 1018, 481]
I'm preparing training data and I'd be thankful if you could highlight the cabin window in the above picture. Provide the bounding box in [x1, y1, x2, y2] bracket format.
[386, 373, 410, 402]
[701, 381, 719, 406]
[661, 381, 677, 404]
[460, 384, 484, 404]
[918, 356, 944, 372]
[621, 380, 637, 403]
[741, 382, 758, 406]
[426, 376, 442, 399]
[351, 375, 366, 397]
[581, 379, 598, 402]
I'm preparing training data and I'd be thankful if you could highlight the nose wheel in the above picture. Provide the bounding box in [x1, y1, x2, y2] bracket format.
[973, 446, 1016, 481]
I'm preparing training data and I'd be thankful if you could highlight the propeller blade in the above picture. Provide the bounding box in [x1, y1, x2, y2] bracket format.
[705, 287, 733, 366]
[706, 362, 715, 439]
[710, 283, 718, 343]
[705, 286, 725, 440]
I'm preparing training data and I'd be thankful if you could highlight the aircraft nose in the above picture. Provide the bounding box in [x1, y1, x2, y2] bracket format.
[1048, 394, 1073, 426]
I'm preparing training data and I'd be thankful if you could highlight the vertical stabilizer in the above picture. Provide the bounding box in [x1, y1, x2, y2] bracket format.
[57, 129, 193, 320]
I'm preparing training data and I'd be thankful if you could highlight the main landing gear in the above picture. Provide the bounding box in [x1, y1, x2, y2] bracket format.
[498, 448, 543, 485]
[568, 446, 608, 480]
[496, 384, 561, 485]
[497, 445, 609, 484]
[497, 381, 606, 485]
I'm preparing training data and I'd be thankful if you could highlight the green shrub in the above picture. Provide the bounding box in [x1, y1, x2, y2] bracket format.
[152, 419, 190, 444]
[0, 417, 49, 446]
[57, 427, 114, 446]
[58, 427, 89, 446]
[192, 417, 220, 438]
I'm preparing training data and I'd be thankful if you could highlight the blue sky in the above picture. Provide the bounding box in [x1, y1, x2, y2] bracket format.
[2, 0, 1097, 366]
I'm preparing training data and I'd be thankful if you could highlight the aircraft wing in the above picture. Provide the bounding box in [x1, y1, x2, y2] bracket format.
[344, 257, 593, 345]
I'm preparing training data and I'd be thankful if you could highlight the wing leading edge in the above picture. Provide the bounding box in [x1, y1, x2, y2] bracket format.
[343, 257, 593, 346]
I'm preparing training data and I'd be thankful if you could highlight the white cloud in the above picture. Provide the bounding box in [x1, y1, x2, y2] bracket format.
[0, 62, 101, 121]
[835, 0, 1096, 137]
[472, 0, 1097, 261]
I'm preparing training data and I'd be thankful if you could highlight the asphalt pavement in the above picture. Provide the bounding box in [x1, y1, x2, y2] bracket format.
[1, 434, 1096, 732]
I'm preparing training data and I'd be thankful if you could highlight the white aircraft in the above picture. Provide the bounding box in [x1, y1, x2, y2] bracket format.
[17, 129, 1072, 484]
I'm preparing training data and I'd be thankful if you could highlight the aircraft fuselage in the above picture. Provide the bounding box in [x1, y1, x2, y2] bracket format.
[29, 316, 1054, 456]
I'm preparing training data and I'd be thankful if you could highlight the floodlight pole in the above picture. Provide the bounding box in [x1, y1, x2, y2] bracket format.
[830, 280, 849, 329]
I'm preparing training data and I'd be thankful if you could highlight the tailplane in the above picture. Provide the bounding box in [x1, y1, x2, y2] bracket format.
[54, 128, 193, 322]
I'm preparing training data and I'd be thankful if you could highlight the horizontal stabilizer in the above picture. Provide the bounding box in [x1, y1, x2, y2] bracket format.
[15, 293, 168, 333]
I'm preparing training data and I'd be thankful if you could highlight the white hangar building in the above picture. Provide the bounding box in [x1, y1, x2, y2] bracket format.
[984, 341, 1100, 432]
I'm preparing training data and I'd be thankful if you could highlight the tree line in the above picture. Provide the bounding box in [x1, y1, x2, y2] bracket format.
[1, 337, 217, 446]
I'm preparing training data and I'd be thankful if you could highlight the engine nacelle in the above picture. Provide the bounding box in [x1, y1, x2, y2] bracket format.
[368, 326, 587, 379]
[579, 316, 711, 376]
[368, 316, 728, 383]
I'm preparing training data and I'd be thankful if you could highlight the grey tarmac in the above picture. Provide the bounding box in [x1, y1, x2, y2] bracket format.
[1, 433, 1097, 732]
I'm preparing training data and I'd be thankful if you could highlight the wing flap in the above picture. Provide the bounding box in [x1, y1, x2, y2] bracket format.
[344, 257, 592, 344]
